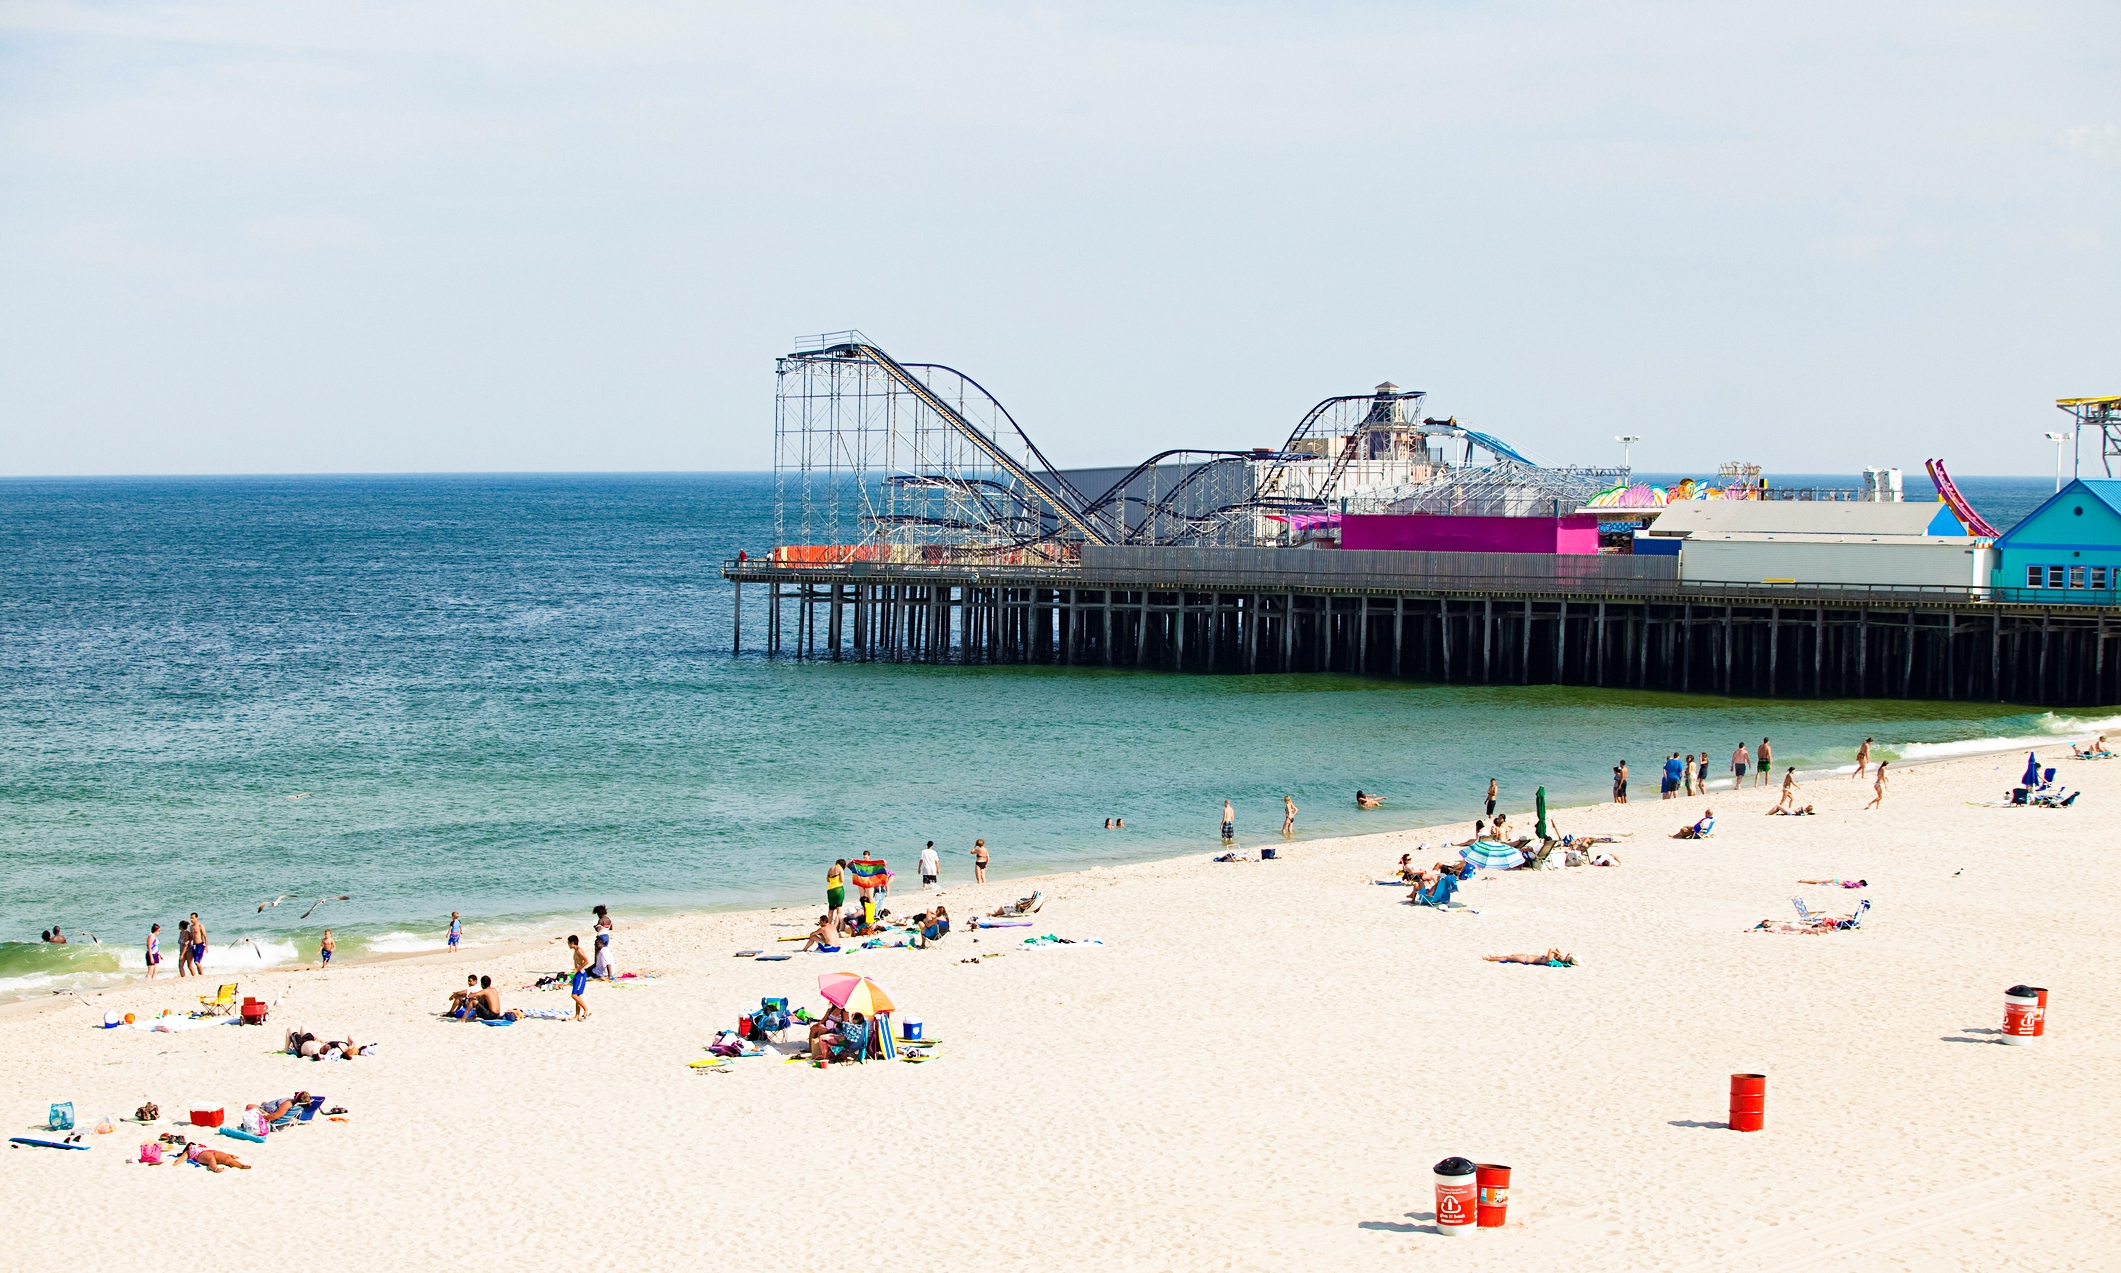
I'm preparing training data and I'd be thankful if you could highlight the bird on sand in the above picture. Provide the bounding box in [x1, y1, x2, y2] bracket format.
[300, 896, 351, 919]
[258, 895, 294, 913]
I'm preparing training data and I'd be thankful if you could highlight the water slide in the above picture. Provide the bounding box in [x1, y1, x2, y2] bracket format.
[1924, 458, 2000, 537]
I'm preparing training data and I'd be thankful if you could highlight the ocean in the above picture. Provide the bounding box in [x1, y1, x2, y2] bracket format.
[0, 470, 2099, 1000]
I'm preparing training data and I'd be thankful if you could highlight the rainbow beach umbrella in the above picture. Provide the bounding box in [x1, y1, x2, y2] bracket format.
[818, 971, 896, 1016]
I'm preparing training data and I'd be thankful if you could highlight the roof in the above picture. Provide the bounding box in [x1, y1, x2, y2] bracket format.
[1646, 501, 1962, 538]
[1682, 532, 1984, 547]
[1994, 478, 2121, 546]
[2056, 396, 2121, 408]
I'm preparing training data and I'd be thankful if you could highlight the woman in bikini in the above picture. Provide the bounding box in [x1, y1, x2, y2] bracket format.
[1866, 760, 1889, 810]
[1485, 949, 1575, 966]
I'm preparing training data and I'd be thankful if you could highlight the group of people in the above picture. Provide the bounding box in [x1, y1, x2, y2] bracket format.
[805, 1005, 873, 1063]
[145, 914, 212, 979]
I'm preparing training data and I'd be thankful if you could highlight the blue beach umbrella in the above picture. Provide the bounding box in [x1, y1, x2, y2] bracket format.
[1459, 841, 1525, 870]
[2022, 753, 2040, 787]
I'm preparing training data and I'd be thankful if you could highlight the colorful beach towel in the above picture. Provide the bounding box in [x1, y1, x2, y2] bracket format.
[847, 858, 892, 889]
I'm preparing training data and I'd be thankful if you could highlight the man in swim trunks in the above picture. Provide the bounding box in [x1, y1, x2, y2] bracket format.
[918, 842, 940, 888]
[189, 912, 208, 974]
[1221, 800, 1235, 842]
[1757, 737, 1773, 786]
[1613, 761, 1628, 804]
[471, 975, 523, 1022]
[319, 930, 334, 966]
[445, 974, 478, 1016]
[801, 914, 836, 952]
[1730, 742, 1749, 786]
[568, 935, 590, 1021]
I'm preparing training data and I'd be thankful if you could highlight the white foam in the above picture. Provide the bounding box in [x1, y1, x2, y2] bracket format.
[365, 931, 453, 954]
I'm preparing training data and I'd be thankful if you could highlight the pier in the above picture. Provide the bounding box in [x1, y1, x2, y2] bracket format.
[723, 547, 2121, 707]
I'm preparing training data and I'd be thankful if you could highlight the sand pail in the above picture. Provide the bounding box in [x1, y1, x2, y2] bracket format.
[2002, 986, 2040, 1043]
[1434, 1157, 1478, 1235]
[1728, 1074, 1766, 1132]
[1476, 1163, 1511, 1228]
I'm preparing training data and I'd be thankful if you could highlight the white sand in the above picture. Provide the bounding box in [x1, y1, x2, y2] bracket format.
[4, 750, 2116, 1271]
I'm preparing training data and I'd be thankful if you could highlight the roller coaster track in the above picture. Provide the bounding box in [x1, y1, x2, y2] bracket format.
[820, 340, 1112, 545]
[1924, 458, 1999, 537]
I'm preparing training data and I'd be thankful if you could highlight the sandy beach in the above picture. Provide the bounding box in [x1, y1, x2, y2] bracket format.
[4, 748, 2115, 1271]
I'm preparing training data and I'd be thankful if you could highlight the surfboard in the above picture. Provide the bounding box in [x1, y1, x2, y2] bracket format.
[10, 1137, 88, 1150]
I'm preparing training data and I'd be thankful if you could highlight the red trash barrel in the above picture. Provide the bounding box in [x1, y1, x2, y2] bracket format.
[1433, 1157, 1478, 1236]
[1729, 1073, 1766, 1132]
[2002, 985, 2040, 1044]
[2032, 986, 2049, 1038]
[1476, 1163, 1511, 1228]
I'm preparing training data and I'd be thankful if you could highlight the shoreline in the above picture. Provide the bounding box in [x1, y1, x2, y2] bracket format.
[2, 728, 2089, 1009]
[1, 745, 2112, 1269]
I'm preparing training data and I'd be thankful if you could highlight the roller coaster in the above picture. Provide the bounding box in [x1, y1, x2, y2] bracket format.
[772, 332, 1622, 560]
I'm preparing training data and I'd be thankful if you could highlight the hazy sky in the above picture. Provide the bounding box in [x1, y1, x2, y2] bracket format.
[2, 1, 2115, 477]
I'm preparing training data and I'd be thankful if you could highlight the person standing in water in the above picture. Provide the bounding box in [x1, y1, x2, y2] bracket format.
[1854, 737, 1873, 778]
[1731, 741, 1750, 787]
[447, 912, 461, 951]
[1756, 738, 1773, 786]
[1484, 779, 1498, 818]
[1281, 795, 1298, 836]
[145, 923, 162, 981]
[826, 859, 847, 922]
[1220, 800, 1235, 843]
[971, 840, 989, 883]
[319, 929, 334, 967]
[918, 841, 940, 889]
[1683, 753, 1698, 798]
[189, 913, 208, 976]
[175, 919, 192, 978]
[1866, 760, 1890, 810]
[1613, 761, 1629, 804]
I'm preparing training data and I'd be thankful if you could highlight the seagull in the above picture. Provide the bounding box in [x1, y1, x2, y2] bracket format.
[239, 939, 266, 960]
[258, 895, 294, 913]
[300, 895, 351, 919]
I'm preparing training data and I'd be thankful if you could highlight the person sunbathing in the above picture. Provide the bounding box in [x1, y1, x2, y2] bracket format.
[1408, 861, 1471, 906]
[810, 1010, 869, 1062]
[252, 1092, 311, 1122]
[1588, 851, 1621, 866]
[185, 1143, 252, 1172]
[1799, 878, 1867, 888]
[1485, 949, 1575, 966]
[912, 905, 950, 948]
[1671, 809, 1715, 839]
[1356, 790, 1385, 808]
[800, 914, 837, 952]
[987, 892, 1041, 918]
[1396, 853, 1418, 881]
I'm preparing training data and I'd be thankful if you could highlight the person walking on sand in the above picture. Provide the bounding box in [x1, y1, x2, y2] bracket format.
[1756, 738, 1773, 786]
[447, 912, 461, 951]
[145, 923, 162, 981]
[1282, 795, 1298, 836]
[971, 839, 989, 883]
[319, 929, 334, 967]
[568, 935, 590, 1020]
[918, 841, 940, 889]
[1774, 766, 1797, 813]
[826, 859, 847, 922]
[1221, 800, 1236, 843]
[1866, 760, 1889, 810]
[1731, 741, 1750, 787]
[1484, 779, 1498, 818]
[1683, 753, 1699, 798]
[1854, 737, 1873, 778]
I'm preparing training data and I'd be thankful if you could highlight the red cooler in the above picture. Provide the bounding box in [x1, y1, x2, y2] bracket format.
[1476, 1163, 1511, 1228]
[1729, 1074, 1766, 1132]
[188, 1104, 225, 1128]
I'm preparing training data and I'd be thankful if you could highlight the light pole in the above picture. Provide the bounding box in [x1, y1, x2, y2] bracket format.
[2045, 432, 2070, 492]
[1615, 434, 1642, 472]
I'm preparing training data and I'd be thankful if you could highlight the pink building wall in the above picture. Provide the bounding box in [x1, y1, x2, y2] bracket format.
[1340, 513, 1603, 555]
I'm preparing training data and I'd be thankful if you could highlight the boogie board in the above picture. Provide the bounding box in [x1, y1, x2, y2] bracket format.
[479, 1017, 516, 1027]
[219, 1127, 267, 1143]
[10, 1137, 88, 1150]
[754, 954, 791, 961]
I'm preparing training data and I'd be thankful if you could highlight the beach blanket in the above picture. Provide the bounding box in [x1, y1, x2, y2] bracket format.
[1020, 935, 1103, 948]
[516, 1008, 572, 1020]
[114, 1016, 242, 1034]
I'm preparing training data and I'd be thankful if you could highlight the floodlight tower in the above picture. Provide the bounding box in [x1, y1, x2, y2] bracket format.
[1614, 434, 1641, 472]
[2044, 432, 2071, 492]
[2057, 396, 2121, 479]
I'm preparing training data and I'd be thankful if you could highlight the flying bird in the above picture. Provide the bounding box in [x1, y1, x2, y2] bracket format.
[258, 895, 294, 913]
[300, 895, 351, 920]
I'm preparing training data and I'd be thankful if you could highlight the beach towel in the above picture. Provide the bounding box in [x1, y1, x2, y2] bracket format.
[847, 858, 892, 889]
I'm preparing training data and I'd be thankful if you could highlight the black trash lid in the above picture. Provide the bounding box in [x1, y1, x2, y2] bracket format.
[1434, 1156, 1477, 1176]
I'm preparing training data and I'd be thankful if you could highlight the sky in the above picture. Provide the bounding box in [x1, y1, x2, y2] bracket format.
[0, 1, 2115, 477]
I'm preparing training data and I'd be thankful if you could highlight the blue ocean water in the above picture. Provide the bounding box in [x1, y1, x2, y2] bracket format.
[0, 472, 2097, 998]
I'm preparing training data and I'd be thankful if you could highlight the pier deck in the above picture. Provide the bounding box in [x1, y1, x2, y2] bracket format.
[722, 548, 2120, 707]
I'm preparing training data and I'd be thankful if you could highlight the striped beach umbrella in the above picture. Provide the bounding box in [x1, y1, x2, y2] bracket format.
[817, 971, 896, 1016]
[1459, 840, 1525, 870]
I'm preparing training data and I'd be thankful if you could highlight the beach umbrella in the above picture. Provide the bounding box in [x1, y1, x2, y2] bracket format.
[1459, 841, 1525, 870]
[1535, 786, 1549, 840]
[2022, 752, 2041, 787]
[817, 971, 897, 1016]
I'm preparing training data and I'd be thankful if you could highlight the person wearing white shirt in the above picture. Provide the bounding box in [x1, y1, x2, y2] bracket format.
[918, 842, 940, 888]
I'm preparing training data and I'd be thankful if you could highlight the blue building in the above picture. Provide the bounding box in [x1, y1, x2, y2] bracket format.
[1992, 479, 2121, 603]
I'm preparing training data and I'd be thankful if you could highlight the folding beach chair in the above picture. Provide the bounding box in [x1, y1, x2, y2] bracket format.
[198, 984, 238, 1015]
[271, 1095, 327, 1129]
[1790, 897, 1829, 926]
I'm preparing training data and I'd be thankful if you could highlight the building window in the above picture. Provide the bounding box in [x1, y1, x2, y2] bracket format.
[2095, 567, 2109, 590]
[2049, 566, 2068, 588]
[2027, 565, 2043, 587]
[2070, 566, 2087, 589]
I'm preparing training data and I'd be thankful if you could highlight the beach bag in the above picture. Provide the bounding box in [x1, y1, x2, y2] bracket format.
[135, 1101, 159, 1123]
[48, 1102, 74, 1131]
[138, 1142, 164, 1165]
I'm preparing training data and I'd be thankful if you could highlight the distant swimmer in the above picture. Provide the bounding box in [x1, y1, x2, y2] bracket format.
[1356, 790, 1385, 808]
